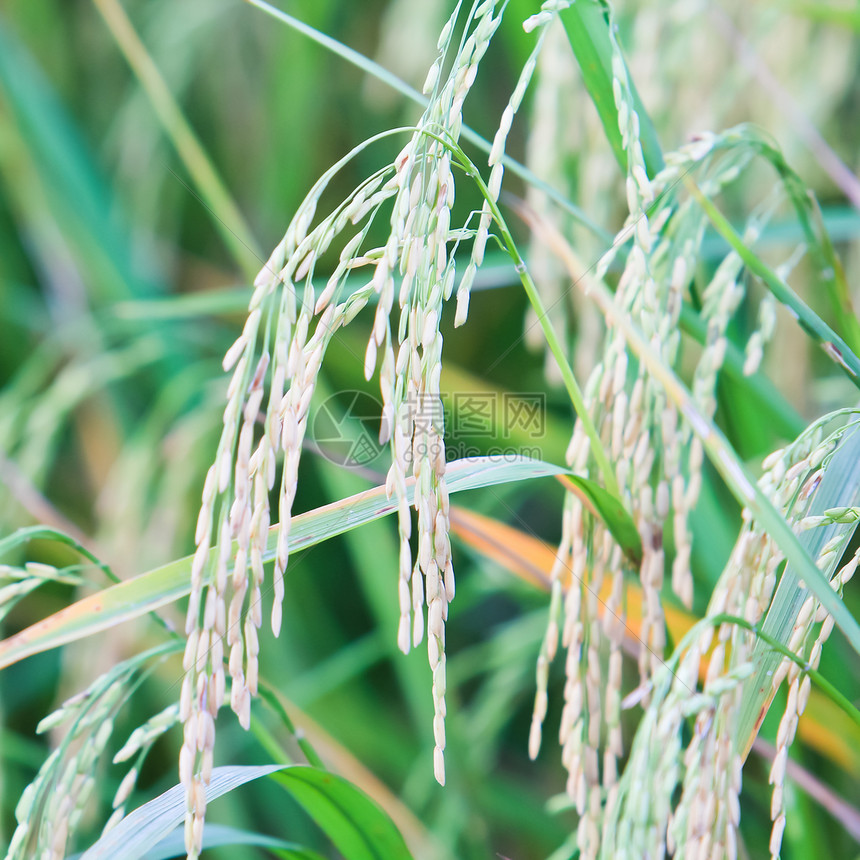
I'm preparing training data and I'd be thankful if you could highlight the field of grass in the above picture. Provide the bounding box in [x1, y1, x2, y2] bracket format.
[1, 1, 860, 858]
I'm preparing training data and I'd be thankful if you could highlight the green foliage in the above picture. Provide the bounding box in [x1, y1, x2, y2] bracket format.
[1, 1, 860, 859]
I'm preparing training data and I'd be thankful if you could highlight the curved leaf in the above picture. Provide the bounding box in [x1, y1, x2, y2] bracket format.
[0, 456, 566, 669]
[272, 767, 413, 860]
[0, 525, 117, 582]
[77, 823, 324, 860]
[558, 474, 642, 565]
[687, 179, 860, 387]
[80, 765, 285, 860]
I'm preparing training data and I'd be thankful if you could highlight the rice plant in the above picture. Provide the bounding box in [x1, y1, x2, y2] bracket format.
[1, 0, 859, 858]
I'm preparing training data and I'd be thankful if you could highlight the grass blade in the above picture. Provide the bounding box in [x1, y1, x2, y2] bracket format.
[737, 426, 860, 753]
[272, 767, 413, 860]
[0, 456, 566, 669]
[80, 765, 285, 860]
[560, 0, 663, 176]
[135, 824, 327, 860]
[0, 21, 156, 301]
[0, 526, 116, 583]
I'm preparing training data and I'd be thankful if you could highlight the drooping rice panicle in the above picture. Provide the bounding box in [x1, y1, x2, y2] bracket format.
[593, 417, 860, 859]
[182, 0, 575, 842]
[521, 106, 836, 854]
[104, 703, 180, 832]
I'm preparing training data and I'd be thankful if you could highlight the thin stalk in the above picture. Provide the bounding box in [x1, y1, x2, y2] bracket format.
[256, 682, 326, 769]
[436, 136, 620, 499]
[716, 614, 860, 731]
[664, 611, 860, 730]
[687, 178, 860, 388]
[0, 525, 118, 584]
[693, 125, 860, 356]
[243, 0, 611, 243]
[92, 0, 263, 276]
[498, 241, 620, 499]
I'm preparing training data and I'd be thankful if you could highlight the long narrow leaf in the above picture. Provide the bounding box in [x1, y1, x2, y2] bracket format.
[92, 0, 262, 275]
[0, 456, 565, 669]
[0, 22, 156, 301]
[138, 823, 327, 860]
[81, 765, 285, 860]
[272, 767, 413, 860]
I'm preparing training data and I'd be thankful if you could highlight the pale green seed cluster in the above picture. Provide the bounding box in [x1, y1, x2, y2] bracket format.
[182, 157, 406, 854]
[106, 703, 180, 833]
[524, 11, 671, 849]
[598, 418, 859, 860]
[181, 0, 573, 847]
[0, 563, 94, 859]
[0, 562, 82, 624]
[524, 17, 832, 860]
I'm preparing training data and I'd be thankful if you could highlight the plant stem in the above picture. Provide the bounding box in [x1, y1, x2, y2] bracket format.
[93, 0, 263, 277]
[687, 178, 860, 389]
[440, 139, 620, 500]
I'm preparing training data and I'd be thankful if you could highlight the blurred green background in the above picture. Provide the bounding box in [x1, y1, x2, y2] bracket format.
[1, 1, 859, 858]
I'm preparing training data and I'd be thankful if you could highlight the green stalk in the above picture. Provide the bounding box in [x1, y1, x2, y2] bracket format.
[718, 614, 860, 731]
[243, 0, 611, 243]
[0, 525, 118, 584]
[436, 136, 620, 500]
[92, 0, 263, 276]
[665, 612, 860, 730]
[257, 682, 326, 769]
[687, 178, 860, 388]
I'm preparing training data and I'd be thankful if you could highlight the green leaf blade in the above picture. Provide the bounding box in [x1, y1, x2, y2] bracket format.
[80, 765, 285, 860]
[273, 767, 414, 860]
[0, 456, 567, 669]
